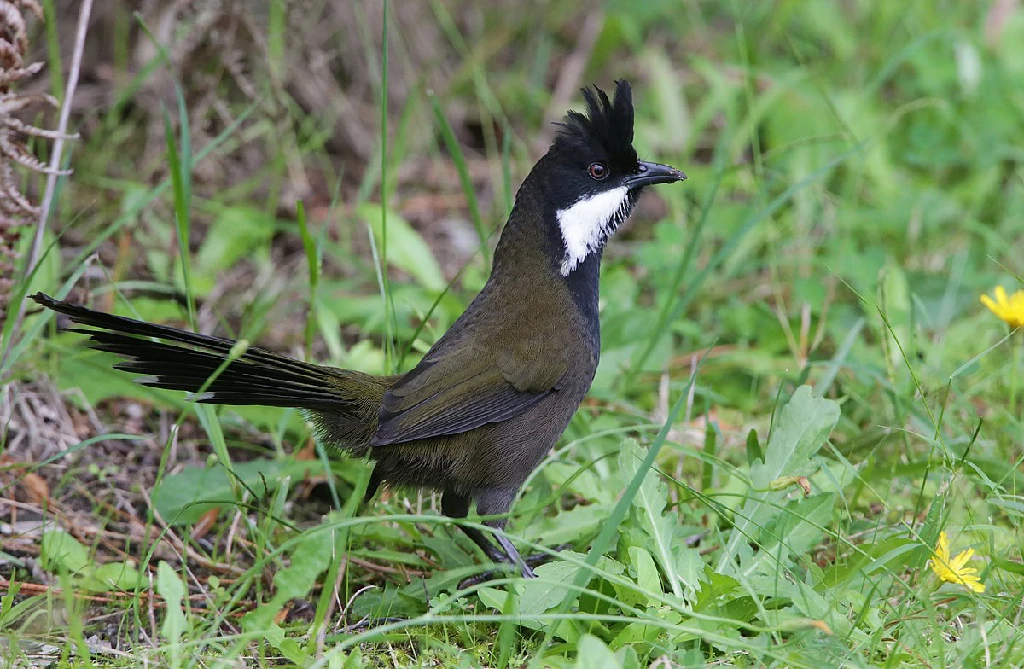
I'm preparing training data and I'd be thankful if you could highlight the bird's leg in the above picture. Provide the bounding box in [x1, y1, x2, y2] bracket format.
[362, 468, 383, 507]
[441, 491, 509, 565]
[476, 490, 536, 579]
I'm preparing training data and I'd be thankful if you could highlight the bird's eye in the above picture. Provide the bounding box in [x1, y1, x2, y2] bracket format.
[588, 162, 608, 180]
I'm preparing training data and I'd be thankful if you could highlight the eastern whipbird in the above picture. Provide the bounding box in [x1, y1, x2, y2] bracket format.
[32, 80, 685, 577]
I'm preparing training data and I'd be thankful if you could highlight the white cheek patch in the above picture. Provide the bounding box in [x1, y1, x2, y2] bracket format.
[556, 186, 630, 276]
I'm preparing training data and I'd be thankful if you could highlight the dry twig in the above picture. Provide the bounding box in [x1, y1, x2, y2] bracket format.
[0, 0, 86, 374]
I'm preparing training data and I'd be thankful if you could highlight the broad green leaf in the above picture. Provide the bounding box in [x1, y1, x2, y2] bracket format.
[41, 531, 142, 592]
[522, 503, 610, 545]
[151, 458, 312, 524]
[517, 558, 588, 615]
[610, 614, 676, 650]
[40, 530, 90, 575]
[196, 206, 276, 275]
[350, 567, 479, 621]
[82, 561, 142, 593]
[340, 647, 364, 669]
[358, 203, 446, 291]
[477, 584, 580, 644]
[478, 555, 624, 642]
[628, 546, 660, 595]
[575, 634, 622, 669]
[261, 623, 313, 666]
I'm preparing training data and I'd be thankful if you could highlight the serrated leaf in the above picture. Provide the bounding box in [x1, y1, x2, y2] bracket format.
[672, 544, 704, 602]
[618, 439, 695, 601]
[523, 503, 609, 545]
[720, 386, 840, 575]
[517, 558, 588, 615]
[750, 387, 841, 490]
[478, 554, 623, 642]
[747, 493, 837, 575]
[243, 524, 335, 632]
[477, 579, 582, 644]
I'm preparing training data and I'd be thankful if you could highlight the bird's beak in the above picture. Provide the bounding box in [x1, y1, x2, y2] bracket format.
[626, 160, 687, 188]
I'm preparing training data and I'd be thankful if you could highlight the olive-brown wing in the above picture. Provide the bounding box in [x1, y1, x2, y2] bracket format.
[371, 334, 569, 446]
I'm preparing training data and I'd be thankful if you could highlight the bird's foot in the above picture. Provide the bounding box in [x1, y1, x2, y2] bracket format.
[457, 544, 568, 589]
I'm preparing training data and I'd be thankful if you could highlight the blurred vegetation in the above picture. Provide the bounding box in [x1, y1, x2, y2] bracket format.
[2, 0, 1023, 666]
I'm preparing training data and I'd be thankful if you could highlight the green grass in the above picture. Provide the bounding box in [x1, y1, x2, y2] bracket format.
[3, 0, 1024, 666]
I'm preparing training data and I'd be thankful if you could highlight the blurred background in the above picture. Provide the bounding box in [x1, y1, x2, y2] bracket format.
[2, 0, 1023, 665]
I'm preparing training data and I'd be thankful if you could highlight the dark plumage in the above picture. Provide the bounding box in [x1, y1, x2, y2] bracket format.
[552, 79, 637, 172]
[31, 80, 685, 577]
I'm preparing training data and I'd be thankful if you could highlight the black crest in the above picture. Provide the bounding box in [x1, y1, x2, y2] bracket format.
[552, 79, 637, 168]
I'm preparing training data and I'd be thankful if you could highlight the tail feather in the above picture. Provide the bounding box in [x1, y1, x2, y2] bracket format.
[30, 292, 368, 411]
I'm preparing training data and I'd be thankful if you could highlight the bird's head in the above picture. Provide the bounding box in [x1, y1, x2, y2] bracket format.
[536, 79, 685, 276]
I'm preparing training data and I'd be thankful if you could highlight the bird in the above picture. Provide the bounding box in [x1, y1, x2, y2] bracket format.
[31, 79, 685, 578]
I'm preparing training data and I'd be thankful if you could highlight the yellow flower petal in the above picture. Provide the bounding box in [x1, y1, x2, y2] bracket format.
[950, 547, 973, 571]
[981, 287, 1024, 328]
[929, 532, 986, 593]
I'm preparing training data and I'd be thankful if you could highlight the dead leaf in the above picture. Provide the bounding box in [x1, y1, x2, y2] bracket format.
[190, 509, 220, 542]
[21, 472, 50, 505]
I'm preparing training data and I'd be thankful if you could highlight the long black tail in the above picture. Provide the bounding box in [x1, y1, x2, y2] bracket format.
[30, 292, 376, 412]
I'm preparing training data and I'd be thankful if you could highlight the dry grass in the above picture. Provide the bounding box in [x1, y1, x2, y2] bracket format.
[0, 0, 50, 318]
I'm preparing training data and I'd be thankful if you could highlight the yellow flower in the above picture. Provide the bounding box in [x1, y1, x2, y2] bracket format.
[980, 286, 1024, 329]
[929, 531, 985, 593]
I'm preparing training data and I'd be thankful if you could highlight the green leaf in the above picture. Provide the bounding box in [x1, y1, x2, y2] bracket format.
[752, 387, 841, 490]
[745, 428, 763, 466]
[517, 558, 587, 615]
[156, 561, 186, 667]
[196, 206, 276, 274]
[477, 584, 580, 644]
[749, 493, 837, 574]
[39, 530, 90, 575]
[719, 386, 840, 575]
[477, 555, 624, 642]
[341, 647, 365, 669]
[261, 623, 313, 666]
[357, 203, 446, 291]
[243, 520, 338, 632]
[496, 581, 518, 669]
[613, 547, 661, 608]
[523, 503, 609, 546]
[82, 561, 142, 593]
[575, 634, 622, 669]
[151, 458, 311, 524]
[628, 546, 660, 595]
[619, 439, 700, 601]
[41, 529, 142, 593]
